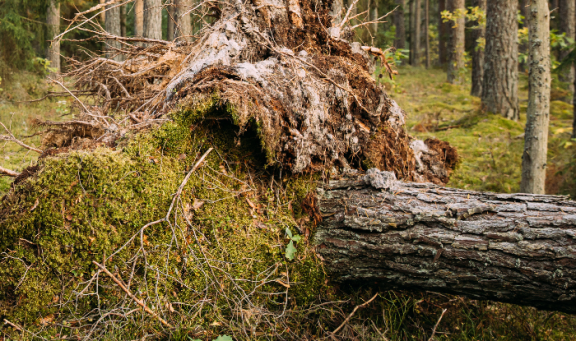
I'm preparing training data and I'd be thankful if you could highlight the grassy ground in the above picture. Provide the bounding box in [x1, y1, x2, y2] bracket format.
[385, 66, 576, 197]
[0, 72, 65, 193]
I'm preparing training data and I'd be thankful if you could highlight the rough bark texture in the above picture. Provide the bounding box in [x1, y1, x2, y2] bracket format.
[411, 0, 421, 66]
[121, 4, 127, 38]
[174, 0, 192, 41]
[46, 0, 60, 73]
[521, 0, 551, 194]
[559, 0, 575, 93]
[370, 0, 378, 36]
[438, 0, 448, 65]
[470, 0, 485, 97]
[134, 0, 144, 37]
[482, 0, 519, 120]
[315, 169, 576, 314]
[394, 0, 406, 49]
[446, 0, 464, 84]
[144, 0, 162, 40]
[105, 3, 122, 61]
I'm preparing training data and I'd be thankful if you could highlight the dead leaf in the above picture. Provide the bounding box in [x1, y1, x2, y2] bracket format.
[210, 321, 222, 327]
[142, 234, 150, 246]
[30, 198, 39, 212]
[192, 199, 204, 210]
[219, 163, 228, 175]
[166, 302, 175, 313]
[38, 314, 55, 325]
[88, 236, 96, 246]
[65, 214, 73, 221]
[246, 197, 257, 210]
[275, 279, 290, 288]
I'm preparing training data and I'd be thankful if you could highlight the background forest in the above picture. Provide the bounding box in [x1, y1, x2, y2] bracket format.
[2, 0, 576, 340]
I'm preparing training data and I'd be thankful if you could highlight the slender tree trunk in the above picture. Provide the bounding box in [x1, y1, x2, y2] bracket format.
[394, 0, 406, 49]
[144, 0, 163, 40]
[105, 3, 122, 61]
[370, 0, 378, 36]
[167, 2, 175, 41]
[481, 0, 519, 120]
[425, 0, 430, 68]
[521, 0, 551, 194]
[446, 0, 464, 84]
[573, 75, 576, 138]
[315, 171, 576, 314]
[408, 0, 413, 64]
[99, 0, 106, 22]
[559, 0, 575, 93]
[46, 0, 60, 73]
[119, 7, 125, 36]
[175, 0, 192, 41]
[438, 0, 448, 65]
[411, 0, 421, 66]
[134, 0, 144, 37]
[470, 0, 486, 96]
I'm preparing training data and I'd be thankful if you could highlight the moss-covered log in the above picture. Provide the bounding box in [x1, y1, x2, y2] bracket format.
[315, 169, 576, 313]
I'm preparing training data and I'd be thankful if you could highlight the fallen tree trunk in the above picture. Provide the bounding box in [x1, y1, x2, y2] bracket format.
[315, 169, 576, 313]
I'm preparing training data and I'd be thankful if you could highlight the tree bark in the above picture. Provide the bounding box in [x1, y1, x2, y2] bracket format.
[470, 0, 486, 97]
[411, 0, 421, 66]
[370, 0, 378, 36]
[167, 2, 175, 41]
[134, 0, 144, 37]
[482, 0, 519, 120]
[315, 170, 576, 314]
[446, 0, 464, 84]
[46, 0, 60, 73]
[394, 0, 406, 49]
[105, 3, 122, 61]
[425, 0, 430, 68]
[521, 0, 551, 194]
[559, 0, 575, 93]
[144, 0, 163, 40]
[438, 0, 448, 65]
[121, 4, 127, 38]
[175, 0, 192, 41]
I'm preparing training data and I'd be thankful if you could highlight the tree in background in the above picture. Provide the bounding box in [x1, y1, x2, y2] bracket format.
[446, 0, 464, 83]
[175, 0, 192, 41]
[394, 0, 406, 48]
[134, 0, 144, 37]
[105, 3, 122, 61]
[144, 0, 162, 39]
[121, 5, 127, 38]
[370, 0, 378, 35]
[167, 2, 175, 41]
[425, 0, 430, 68]
[438, 0, 448, 65]
[521, 0, 551, 193]
[410, 0, 421, 65]
[46, 0, 60, 73]
[482, 0, 519, 120]
[559, 0, 575, 93]
[470, 0, 486, 96]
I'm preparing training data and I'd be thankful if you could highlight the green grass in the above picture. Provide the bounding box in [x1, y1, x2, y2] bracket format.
[0, 72, 65, 193]
[386, 66, 576, 197]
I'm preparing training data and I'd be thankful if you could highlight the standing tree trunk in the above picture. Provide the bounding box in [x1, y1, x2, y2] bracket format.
[394, 0, 406, 49]
[46, 0, 60, 73]
[105, 3, 122, 61]
[425, 0, 430, 68]
[438, 0, 448, 65]
[446, 0, 464, 84]
[167, 2, 175, 41]
[470, 0, 486, 96]
[315, 170, 576, 314]
[121, 5, 127, 38]
[481, 0, 519, 120]
[411, 0, 421, 66]
[370, 0, 378, 36]
[175, 0, 192, 41]
[144, 0, 163, 40]
[99, 0, 106, 22]
[134, 0, 144, 37]
[521, 0, 551, 194]
[559, 0, 575, 94]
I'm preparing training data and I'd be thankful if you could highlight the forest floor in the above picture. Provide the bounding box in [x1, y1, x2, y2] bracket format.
[2, 69, 576, 339]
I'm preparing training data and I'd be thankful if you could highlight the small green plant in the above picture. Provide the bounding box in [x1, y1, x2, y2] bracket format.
[284, 227, 301, 260]
[32, 58, 57, 77]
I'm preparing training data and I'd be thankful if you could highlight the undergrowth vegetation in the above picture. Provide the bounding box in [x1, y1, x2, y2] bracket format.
[2, 70, 576, 340]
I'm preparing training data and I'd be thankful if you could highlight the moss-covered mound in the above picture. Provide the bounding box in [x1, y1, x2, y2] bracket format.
[0, 99, 326, 339]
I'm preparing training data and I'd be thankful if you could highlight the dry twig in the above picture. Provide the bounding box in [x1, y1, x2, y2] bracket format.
[428, 308, 448, 341]
[331, 293, 379, 335]
[0, 165, 20, 177]
[0, 121, 43, 154]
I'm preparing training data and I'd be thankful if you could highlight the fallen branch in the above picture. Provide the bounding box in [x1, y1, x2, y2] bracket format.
[428, 309, 448, 341]
[331, 293, 379, 335]
[0, 165, 20, 177]
[92, 261, 173, 328]
[0, 121, 43, 154]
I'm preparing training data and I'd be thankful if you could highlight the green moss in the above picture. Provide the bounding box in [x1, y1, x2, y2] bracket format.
[0, 102, 326, 338]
